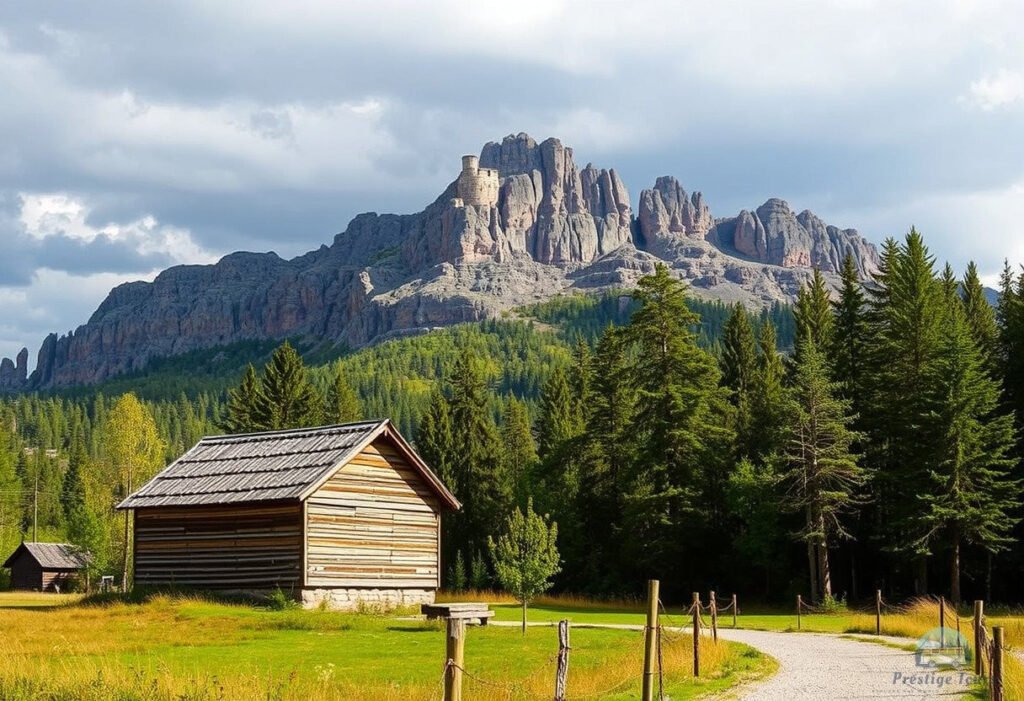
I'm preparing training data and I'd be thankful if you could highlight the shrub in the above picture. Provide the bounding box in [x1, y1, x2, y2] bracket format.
[266, 587, 298, 611]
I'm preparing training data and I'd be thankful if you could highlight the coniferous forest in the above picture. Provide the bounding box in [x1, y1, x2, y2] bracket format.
[3, 230, 1024, 607]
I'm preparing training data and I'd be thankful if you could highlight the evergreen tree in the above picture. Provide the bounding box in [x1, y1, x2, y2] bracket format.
[324, 364, 362, 424]
[254, 342, 322, 430]
[500, 397, 537, 507]
[448, 351, 511, 557]
[918, 276, 1020, 603]
[794, 268, 835, 358]
[962, 261, 998, 369]
[721, 304, 758, 457]
[223, 364, 262, 434]
[831, 254, 869, 414]
[750, 321, 788, 462]
[625, 264, 733, 577]
[783, 340, 866, 602]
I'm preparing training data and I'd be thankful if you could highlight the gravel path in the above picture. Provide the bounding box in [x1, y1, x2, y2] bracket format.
[717, 628, 972, 700]
[490, 621, 974, 699]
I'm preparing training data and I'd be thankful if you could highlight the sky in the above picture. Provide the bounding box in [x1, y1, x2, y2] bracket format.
[1, 0, 1023, 365]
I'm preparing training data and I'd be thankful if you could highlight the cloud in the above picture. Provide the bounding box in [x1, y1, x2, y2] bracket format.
[0, 0, 1022, 359]
[963, 70, 1024, 111]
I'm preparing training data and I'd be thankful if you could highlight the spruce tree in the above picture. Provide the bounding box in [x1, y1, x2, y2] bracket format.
[962, 261, 998, 369]
[448, 351, 511, 556]
[919, 273, 1020, 602]
[254, 342, 322, 430]
[223, 364, 262, 434]
[794, 268, 835, 358]
[721, 304, 758, 457]
[324, 364, 361, 424]
[750, 321, 787, 461]
[500, 396, 537, 507]
[783, 339, 866, 602]
[831, 254, 869, 414]
[625, 264, 733, 575]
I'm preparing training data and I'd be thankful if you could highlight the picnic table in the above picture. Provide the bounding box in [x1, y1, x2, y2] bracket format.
[421, 602, 495, 625]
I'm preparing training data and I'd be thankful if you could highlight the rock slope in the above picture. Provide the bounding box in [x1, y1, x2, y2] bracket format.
[4, 133, 878, 390]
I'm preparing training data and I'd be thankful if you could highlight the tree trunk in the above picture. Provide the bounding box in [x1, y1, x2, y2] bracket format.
[986, 552, 993, 603]
[521, 600, 527, 636]
[950, 530, 961, 605]
[817, 512, 832, 601]
[122, 471, 133, 590]
[806, 540, 819, 604]
[850, 549, 858, 601]
[914, 558, 928, 596]
[806, 506, 818, 603]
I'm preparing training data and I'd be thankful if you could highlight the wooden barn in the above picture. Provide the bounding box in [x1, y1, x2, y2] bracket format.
[3, 542, 91, 592]
[117, 420, 459, 609]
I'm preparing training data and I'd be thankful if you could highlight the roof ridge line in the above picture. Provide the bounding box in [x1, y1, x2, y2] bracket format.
[198, 419, 388, 443]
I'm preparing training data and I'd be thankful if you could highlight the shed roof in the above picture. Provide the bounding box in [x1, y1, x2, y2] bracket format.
[3, 542, 91, 570]
[117, 419, 460, 511]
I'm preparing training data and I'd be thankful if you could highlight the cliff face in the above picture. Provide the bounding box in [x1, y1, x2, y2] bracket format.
[4, 133, 879, 390]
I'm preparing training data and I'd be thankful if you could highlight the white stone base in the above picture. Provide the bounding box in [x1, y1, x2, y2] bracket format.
[301, 587, 436, 611]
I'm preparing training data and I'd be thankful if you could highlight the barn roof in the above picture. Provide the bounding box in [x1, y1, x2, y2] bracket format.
[3, 542, 91, 570]
[117, 419, 460, 511]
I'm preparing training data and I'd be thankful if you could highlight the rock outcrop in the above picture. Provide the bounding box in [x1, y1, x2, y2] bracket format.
[707, 198, 878, 275]
[0, 133, 880, 391]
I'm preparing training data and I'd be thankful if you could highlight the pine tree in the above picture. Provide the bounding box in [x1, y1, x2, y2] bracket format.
[962, 261, 998, 369]
[750, 321, 787, 462]
[794, 268, 835, 359]
[831, 254, 869, 414]
[721, 304, 758, 457]
[254, 342, 322, 430]
[448, 351, 511, 556]
[223, 364, 262, 434]
[500, 397, 537, 507]
[625, 264, 733, 576]
[783, 339, 866, 602]
[918, 274, 1020, 603]
[324, 364, 362, 424]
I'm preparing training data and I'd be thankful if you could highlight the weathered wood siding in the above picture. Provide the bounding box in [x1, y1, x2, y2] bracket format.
[133, 502, 303, 589]
[8, 552, 42, 590]
[306, 438, 440, 588]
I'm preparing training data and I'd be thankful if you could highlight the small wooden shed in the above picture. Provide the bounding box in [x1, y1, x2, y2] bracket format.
[117, 420, 460, 609]
[3, 542, 91, 591]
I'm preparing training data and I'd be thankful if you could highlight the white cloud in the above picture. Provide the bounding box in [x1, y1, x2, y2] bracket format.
[963, 70, 1024, 111]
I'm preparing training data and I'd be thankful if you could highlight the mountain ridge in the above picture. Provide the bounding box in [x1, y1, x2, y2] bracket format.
[0, 132, 878, 391]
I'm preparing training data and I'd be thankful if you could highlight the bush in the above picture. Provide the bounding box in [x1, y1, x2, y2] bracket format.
[266, 587, 298, 611]
[820, 593, 847, 613]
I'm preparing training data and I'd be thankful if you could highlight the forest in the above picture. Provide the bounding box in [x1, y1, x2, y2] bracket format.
[1, 229, 1021, 608]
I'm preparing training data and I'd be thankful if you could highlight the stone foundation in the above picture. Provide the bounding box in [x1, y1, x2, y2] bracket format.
[300, 587, 436, 611]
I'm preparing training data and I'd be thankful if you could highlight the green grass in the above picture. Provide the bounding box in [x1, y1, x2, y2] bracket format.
[0, 593, 773, 700]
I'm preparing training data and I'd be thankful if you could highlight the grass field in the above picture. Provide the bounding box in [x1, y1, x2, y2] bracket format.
[0, 592, 773, 701]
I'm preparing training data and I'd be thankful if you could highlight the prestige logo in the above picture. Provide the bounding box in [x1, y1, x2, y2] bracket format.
[891, 627, 978, 690]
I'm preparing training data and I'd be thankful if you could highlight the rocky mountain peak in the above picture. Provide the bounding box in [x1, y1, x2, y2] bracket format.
[0, 134, 881, 391]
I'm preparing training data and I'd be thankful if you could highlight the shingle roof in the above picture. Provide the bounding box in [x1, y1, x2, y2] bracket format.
[117, 420, 459, 510]
[3, 542, 91, 570]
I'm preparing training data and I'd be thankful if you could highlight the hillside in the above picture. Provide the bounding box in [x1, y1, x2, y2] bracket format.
[0, 133, 873, 392]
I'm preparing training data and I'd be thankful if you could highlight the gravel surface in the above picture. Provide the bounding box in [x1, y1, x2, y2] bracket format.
[718, 628, 974, 700]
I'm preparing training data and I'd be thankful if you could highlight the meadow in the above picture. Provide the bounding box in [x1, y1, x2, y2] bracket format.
[0, 592, 772, 701]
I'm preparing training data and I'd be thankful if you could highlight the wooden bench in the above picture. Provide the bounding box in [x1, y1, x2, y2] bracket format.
[421, 602, 495, 625]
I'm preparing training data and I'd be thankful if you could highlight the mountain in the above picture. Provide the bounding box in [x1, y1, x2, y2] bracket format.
[0, 133, 877, 391]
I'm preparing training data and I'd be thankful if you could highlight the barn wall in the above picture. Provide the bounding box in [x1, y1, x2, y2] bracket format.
[133, 502, 303, 589]
[305, 438, 441, 592]
[9, 553, 42, 591]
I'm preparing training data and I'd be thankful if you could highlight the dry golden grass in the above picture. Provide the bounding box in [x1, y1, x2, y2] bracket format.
[437, 589, 644, 611]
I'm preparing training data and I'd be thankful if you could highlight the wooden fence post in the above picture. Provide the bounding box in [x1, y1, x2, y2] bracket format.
[554, 619, 570, 701]
[797, 594, 802, 631]
[692, 592, 701, 677]
[709, 590, 718, 642]
[641, 579, 659, 701]
[939, 597, 946, 649]
[973, 600, 983, 677]
[993, 626, 1004, 701]
[444, 617, 465, 701]
[732, 594, 738, 628]
[875, 589, 882, 636]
